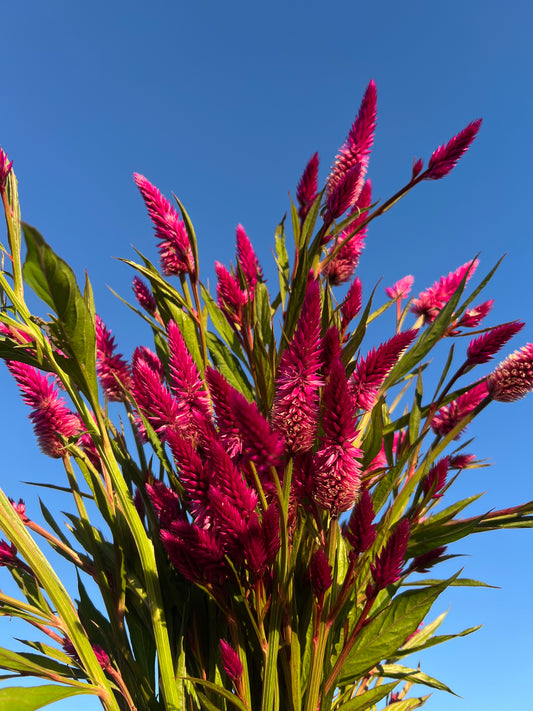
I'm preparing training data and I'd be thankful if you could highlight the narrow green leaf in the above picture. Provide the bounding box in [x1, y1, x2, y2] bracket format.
[201, 284, 246, 362]
[206, 332, 254, 400]
[184, 677, 248, 711]
[398, 625, 481, 657]
[274, 219, 290, 312]
[376, 663, 456, 695]
[0, 685, 96, 711]
[407, 515, 485, 558]
[381, 695, 431, 710]
[334, 681, 398, 710]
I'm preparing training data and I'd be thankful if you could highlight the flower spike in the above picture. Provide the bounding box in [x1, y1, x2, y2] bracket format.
[487, 343, 533, 402]
[425, 119, 482, 180]
[296, 152, 319, 222]
[236, 224, 263, 294]
[466, 321, 525, 366]
[411, 260, 479, 324]
[95, 315, 132, 402]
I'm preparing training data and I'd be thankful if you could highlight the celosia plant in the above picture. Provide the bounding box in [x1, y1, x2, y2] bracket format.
[0, 82, 531, 711]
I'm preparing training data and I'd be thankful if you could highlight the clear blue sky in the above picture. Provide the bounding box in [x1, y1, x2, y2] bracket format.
[1, 1, 532, 709]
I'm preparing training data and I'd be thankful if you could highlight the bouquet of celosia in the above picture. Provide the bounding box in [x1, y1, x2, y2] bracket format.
[0, 80, 531, 711]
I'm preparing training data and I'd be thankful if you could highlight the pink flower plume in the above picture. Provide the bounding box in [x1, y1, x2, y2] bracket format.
[425, 119, 482, 180]
[341, 277, 363, 329]
[370, 519, 409, 591]
[466, 321, 525, 366]
[411, 260, 479, 324]
[296, 152, 319, 222]
[431, 381, 489, 437]
[132, 276, 157, 316]
[95, 315, 132, 402]
[385, 275, 414, 301]
[344, 488, 376, 556]
[422, 457, 449, 499]
[215, 261, 248, 327]
[220, 640, 243, 682]
[487, 343, 533, 402]
[323, 164, 362, 224]
[236, 224, 263, 294]
[133, 173, 195, 278]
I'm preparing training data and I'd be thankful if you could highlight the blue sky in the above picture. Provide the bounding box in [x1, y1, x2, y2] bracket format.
[1, 1, 532, 709]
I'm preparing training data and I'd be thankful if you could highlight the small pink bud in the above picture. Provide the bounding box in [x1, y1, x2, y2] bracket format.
[0, 147, 13, 191]
[220, 640, 243, 682]
[411, 157, 424, 180]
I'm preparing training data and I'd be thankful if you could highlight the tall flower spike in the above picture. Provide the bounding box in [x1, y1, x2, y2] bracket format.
[344, 488, 376, 556]
[411, 259, 479, 324]
[341, 277, 363, 331]
[236, 224, 263, 294]
[296, 152, 319, 222]
[385, 275, 414, 301]
[167, 320, 212, 442]
[161, 520, 228, 587]
[6, 361, 82, 458]
[455, 299, 493, 329]
[271, 279, 323, 454]
[370, 519, 409, 592]
[206, 368, 243, 458]
[309, 548, 333, 598]
[312, 356, 361, 516]
[215, 261, 248, 328]
[351, 329, 418, 411]
[133, 173, 195, 278]
[132, 276, 157, 316]
[326, 79, 377, 200]
[431, 381, 488, 437]
[486, 343, 533, 402]
[325, 180, 372, 285]
[323, 164, 362, 225]
[466, 321, 524, 366]
[422, 457, 449, 499]
[95, 315, 132, 402]
[220, 640, 243, 683]
[425, 119, 482, 180]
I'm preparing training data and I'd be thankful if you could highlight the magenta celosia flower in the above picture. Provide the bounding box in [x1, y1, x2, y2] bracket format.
[167, 320, 212, 442]
[6, 361, 82, 458]
[431, 381, 489, 437]
[145, 478, 182, 530]
[312, 357, 361, 516]
[205, 368, 243, 458]
[422, 457, 449, 499]
[0, 540, 18, 567]
[455, 300, 493, 329]
[343, 488, 376, 556]
[0, 147, 13, 191]
[132, 276, 157, 316]
[324, 164, 363, 224]
[325, 79, 377, 201]
[63, 639, 111, 671]
[133, 173, 195, 278]
[411, 157, 424, 181]
[407, 546, 447, 575]
[341, 277, 363, 331]
[271, 279, 323, 454]
[370, 519, 409, 592]
[220, 640, 243, 683]
[215, 261, 248, 328]
[296, 152, 319, 222]
[324, 180, 372, 285]
[449, 453, 476, 469]
[236, 224, 263, 294]
[411, 260, 479, 324]
[385, 275, 414, 301]
[10, 498, 29, 523]
[466, 321, 524, 366]
[309, 548, 333, 598]
[131, 346, 181, 441]
[486, 343, 533, 402]
[424, 119, 482, 180]
[351, 329, 418, 411]
[95, 315, 132, 402]
[161, 520, 228, 586]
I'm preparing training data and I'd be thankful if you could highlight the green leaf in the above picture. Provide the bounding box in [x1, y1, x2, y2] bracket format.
[334, 681, 398, 710]
[398, 625, 481, 657]
[381, 695, 431, 710]
[184, 677, 248, 711]
[201, 284, 246, 362]
[275, 216, 290, 311]
[206, 332, 253, 400]
[407, 515, 485, 558]
[0, 684, 95, 711]
[336, 576, 455, 685]
[376, 663, 456, 695]
[22, 224, 97, 400]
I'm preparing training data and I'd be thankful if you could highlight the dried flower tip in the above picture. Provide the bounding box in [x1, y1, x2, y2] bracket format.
[220, 640, 243, 682]
[385, 275, 414, 301]
[133, 173, 195, 278]
[466, 321, 525, 366]
[425, 119, 482, 180]
[326, 79, 377, 199]
[297, 152, 319, 222]
[0, 147, 13, 191]
[487, 343, 533, 402]
[132, 276, 157, 315]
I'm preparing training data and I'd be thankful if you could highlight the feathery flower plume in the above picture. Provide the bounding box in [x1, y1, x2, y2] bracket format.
[161, 520, 227, 586]
[325, 180, 372, 285]
[0, 147, 13, 191]
[215, 261, 248, 328]
[95, 315, 132, 402]
[431, 381, 488, 437]
[325, 79, 377, 200]
[6, 361, 82, 458]
[323, 164, 362, 224]
[132, 276, 157, 316]
[205, 368, 243, 458]
[411, 259, 479, 324]
[411, 157, 424, 181]
[385, 275, 414, 301]
[424, 119, 482, 180]
[236, 224, 263, 294]
[370, 519, 409, 592]
[165, 432, 211, 525]
[486, 343, 533, 402]
[422, 457, 449, 499]
[133, 173, 195, 278]
[341, 277, 363, 330]
[10, 498, 29, 523]
[466, 321, 525, 366]
[296, 152, 319, 222]
[167, 320, 212, 442]
[312, 357, 361, 516]
[449, 453, 476, 469]
[131, 347, 181, 441]
[220, 640, 243, 683]
[309, 548, 333, 597]
[145, 479, 182, 530]
[344, 488, 376, 556]
[407, 546, 447, 575]
[351, 329, 418, 411]
[455, 300, 493, 329]
[0, 541, 19, 567]
[63, 639, 111, 671]
[271, 279, 323, 454]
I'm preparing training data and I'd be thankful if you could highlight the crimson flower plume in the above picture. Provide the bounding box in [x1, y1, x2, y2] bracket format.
[131, 347, 180, 441]
[215, 261, 248, 328]
[132, 276, 157, 316]
[95, 315, 132, 402]
[370, 519, 409, 592]
[424, 119, 482, 180]
[411, 260, 478, 324]
[296, 152, 319, 222]
[220, 640, 243, 683]
[487, 343, 533, 402]
[422, 457, 449, 499]
[466, 321, 525, 366]
[341, 277, 363, 330]
[236, 224, 263, 294]
[385, 275, 414, 301]
[431, 381, 488, 437]
[344, 488, 376, 556]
